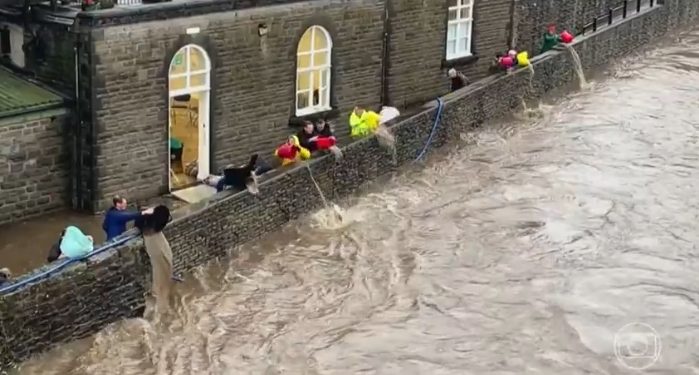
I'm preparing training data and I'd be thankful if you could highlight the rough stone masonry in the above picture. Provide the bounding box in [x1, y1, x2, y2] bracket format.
[1, 0, 698, 370]
[0, 109, 71, 226]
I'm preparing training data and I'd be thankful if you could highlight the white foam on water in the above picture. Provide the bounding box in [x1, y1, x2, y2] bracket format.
[304, 164, 345, 229]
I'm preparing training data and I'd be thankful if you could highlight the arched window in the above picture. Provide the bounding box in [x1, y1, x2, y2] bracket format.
[169, 44, 211, 97]
[296, 25, 332, 116]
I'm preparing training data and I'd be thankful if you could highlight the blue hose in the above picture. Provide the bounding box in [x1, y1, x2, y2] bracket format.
[415, 97, 445, 162]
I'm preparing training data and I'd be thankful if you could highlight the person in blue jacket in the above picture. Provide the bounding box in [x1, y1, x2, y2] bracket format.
[103, 195, 152, 241]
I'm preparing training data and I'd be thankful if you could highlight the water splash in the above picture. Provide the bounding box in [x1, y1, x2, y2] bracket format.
[303, 163, 344, 228]
[526, 63, 536, 93]
[375, 125, 398, 164]
[563, 43, 588, 89]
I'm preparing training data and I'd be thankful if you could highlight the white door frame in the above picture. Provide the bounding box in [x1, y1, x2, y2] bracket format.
[167, 44, 212, 190]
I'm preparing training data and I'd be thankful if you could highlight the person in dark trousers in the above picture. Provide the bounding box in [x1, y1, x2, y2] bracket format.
[448, 68, 469, 92]
[103, 195, 151, 241]
[220, 154, 259, 192]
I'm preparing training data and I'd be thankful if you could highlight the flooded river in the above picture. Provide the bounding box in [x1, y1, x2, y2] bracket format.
[13, 31, 699, 374]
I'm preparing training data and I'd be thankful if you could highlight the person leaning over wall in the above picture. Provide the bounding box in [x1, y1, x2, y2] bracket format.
[275, 135, 311, 166]
[349, 106, 381, 138]
[448, 68, 470, 92]
[103, 195, 153, 241]
[314, 119, 343, 159]
[541, 23, 562, 54]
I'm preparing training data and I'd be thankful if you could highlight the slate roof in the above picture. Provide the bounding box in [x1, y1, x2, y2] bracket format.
[0, 67, 65, 119]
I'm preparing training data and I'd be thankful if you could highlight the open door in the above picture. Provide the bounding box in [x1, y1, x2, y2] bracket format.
[197, 91, 210, 181]
[167, 44, 212, 191]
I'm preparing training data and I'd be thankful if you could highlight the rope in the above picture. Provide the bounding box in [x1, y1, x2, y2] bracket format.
[415, 97, 445, 162]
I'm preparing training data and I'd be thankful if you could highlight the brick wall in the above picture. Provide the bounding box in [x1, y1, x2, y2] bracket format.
[2, 2, 695, 369]
[0, 109, 71, 226]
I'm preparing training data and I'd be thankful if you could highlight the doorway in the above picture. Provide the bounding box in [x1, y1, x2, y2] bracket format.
[168, 44, 211, 191]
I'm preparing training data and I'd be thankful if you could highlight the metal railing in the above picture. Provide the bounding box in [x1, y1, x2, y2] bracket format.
[116, 0, 142, 5]
[581, 0, 656, 35]
[0, 233, 138, 295]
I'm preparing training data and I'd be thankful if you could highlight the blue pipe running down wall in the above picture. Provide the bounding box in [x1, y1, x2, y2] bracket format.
[415, 97, 445, 162]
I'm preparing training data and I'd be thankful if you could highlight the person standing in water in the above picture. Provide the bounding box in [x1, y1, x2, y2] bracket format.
[541, 23, 561, 54]
[103, 195, 152, 241]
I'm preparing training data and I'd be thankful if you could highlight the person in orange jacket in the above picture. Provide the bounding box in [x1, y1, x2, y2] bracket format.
[275, 135, 311, 166]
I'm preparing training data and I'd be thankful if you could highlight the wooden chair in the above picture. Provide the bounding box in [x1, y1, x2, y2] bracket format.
[171, 94, 198, 128]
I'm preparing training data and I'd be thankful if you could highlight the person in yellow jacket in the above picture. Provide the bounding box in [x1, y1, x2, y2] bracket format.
[349, 106, 382, 137]
[274, 135, 311, 166]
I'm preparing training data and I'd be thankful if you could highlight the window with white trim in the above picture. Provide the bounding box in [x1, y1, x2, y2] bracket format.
[295, 25, 332, 116]
[446, 0, 474, 60]
[169, 44, 211, 98]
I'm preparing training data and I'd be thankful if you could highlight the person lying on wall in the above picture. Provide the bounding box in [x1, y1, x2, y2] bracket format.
[274, 135, 311, 166]
[203, 154, 263, 195]
[0, 267, 11, 286]
[103, 195, 153, 241]
[448, 68, 470, 92]
[47, 226, 95, 261]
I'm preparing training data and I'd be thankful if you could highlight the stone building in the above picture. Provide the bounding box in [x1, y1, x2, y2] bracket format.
[0, 0, 610, 217]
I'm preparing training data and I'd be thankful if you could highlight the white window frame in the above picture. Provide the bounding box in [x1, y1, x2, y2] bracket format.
[446, 0, 474, 60]
[295, 25, 332, 116]
[169, 44, 211, 97]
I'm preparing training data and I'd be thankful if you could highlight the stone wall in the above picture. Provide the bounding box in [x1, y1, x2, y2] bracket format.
[82, 0, 515, 210]
[25, 22, 76, 95]
[2, 1, 697, 370]
[0, 109, 71, 226]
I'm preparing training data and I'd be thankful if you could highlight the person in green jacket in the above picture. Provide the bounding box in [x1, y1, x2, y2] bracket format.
[541, 23, 561, 54]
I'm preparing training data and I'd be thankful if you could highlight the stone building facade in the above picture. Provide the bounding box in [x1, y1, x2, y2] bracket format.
[72, 0, 520, 211]
[0, 0, 644, 217]
[0, 67, 69, 226]
[1, 2, 696, 368]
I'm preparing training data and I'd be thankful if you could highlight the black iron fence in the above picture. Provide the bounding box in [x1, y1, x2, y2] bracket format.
[580, 0, 657, 35]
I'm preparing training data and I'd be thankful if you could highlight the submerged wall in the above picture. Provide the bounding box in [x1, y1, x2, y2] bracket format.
[1, 1, 697, 370]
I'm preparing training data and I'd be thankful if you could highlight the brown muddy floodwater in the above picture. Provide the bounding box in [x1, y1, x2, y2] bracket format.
[13, 31, 699, 374]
